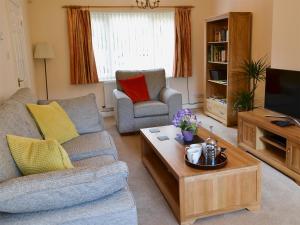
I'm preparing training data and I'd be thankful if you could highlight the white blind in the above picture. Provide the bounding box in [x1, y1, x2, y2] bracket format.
[91, 11, 175, 81]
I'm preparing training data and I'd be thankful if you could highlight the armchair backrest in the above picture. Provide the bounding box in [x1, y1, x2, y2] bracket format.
[116, 69, 166, 100]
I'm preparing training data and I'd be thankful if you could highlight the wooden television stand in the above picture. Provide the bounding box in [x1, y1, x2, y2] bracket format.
[238, 108, 300, 185]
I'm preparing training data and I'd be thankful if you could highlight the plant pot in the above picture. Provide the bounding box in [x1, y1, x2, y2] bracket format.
[182, 130, 194, 142]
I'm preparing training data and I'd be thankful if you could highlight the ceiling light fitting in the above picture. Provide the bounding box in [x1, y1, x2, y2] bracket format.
[136, 0, 160, 9]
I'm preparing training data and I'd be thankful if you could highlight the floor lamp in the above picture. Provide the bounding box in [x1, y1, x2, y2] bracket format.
[34, 43, 55, 100]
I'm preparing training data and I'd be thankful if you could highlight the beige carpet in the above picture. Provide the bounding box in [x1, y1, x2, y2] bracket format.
[104, 113, 300, 225]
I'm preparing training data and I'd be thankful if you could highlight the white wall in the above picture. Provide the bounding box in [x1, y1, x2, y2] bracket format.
[0, 0, 35, 102]
[271, 0, 300, 70]
[27, 0, 213, 107]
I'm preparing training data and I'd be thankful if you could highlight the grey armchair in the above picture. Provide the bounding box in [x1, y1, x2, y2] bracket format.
[113, 69, 182, 133]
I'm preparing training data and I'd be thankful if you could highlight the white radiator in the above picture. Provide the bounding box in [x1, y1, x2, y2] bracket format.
[103, 81, 116, 111]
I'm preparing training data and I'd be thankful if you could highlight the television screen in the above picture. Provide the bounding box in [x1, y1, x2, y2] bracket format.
[265, 68, 300, 119]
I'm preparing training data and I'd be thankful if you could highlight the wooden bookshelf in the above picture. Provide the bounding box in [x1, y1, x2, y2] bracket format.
[204, 12, 252, 126]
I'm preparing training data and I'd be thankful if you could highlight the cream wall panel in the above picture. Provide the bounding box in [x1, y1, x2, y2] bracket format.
[271, 0, 300, 71]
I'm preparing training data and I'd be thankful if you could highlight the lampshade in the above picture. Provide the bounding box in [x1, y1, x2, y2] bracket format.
[33, 43, 55, 59]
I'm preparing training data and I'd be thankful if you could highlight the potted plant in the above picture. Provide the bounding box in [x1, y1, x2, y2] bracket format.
[234, 56, 269, 111]
[172, 109, 198, 142]
[233, 90, 254, 112]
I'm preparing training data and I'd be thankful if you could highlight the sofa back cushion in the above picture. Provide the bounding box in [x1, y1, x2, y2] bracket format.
[116, 69, 166, 100]
[38, 94, 104, 135]
[0, 100, 42, 182]
[10, 88, 38, 104]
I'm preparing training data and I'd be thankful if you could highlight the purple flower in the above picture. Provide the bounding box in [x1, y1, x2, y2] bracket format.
[172, 109, 200, 132]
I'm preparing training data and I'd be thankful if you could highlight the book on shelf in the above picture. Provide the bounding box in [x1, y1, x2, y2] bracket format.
[214, 28, 228, 42]
[208, 80, 227, 85]
[208, 96, 227, 104]
[221, 50, 226, 62]
[226, 30, 229, 42]
[208, 45, 227, 63]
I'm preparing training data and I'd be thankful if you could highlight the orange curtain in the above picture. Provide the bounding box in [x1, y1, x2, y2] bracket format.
[67, 8, 99, 84]
[173, 8, 192, 78]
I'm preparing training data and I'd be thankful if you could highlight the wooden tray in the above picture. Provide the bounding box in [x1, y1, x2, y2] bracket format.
[185, 153, 227, 170]
[175, 135, 205, 145]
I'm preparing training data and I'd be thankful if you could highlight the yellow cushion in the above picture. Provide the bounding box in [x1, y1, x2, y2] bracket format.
[6, 135, 74, 176]
[27, 102, 79, 144]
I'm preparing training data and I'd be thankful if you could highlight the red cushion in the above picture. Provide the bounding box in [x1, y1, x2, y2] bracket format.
[119, 75, 150, 103]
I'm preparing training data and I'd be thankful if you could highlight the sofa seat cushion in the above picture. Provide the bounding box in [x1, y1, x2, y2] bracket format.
[62, 131, 118, 161]
[73, 155, 115, 168]
[0, 100, 43, 182]
[134, 101, 169, 118]
[0, 162, 128, 214]
[0, 186, 137, 225]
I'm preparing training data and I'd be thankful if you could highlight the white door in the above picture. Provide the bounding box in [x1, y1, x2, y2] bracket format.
[6, 0, 28, 87]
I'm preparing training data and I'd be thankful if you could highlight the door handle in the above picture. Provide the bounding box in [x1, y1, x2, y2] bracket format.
[18, 78, 24, 87]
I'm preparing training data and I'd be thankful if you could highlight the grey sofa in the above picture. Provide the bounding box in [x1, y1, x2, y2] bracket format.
[0, 88, 138, 225]
[113, 69, 182, 133]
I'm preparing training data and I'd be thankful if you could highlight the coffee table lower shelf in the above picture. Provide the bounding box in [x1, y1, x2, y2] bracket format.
[142, 155, 180, 219]
[141, 132, 261, 225]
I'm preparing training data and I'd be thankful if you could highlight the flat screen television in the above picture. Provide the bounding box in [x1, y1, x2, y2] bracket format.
[265, 68, 300, 119]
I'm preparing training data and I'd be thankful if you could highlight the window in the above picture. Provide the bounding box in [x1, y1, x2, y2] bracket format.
[91, 11, 175, 81]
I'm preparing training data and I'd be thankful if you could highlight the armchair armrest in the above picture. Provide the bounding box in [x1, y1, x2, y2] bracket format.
[160, 88, 182, 121]
[160, 88, 182, 104]
[113, 89, 133, 103]
[113, 89, 135, 133]
[0, 161, 128, 213]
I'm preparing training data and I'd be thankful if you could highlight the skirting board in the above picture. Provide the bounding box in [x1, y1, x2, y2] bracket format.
[100, 103, 203, 118]
[183, 102, 203, 109]
[101, 110, 114, 117]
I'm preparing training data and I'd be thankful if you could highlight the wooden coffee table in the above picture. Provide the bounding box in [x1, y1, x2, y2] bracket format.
[140, 125, 261, 225]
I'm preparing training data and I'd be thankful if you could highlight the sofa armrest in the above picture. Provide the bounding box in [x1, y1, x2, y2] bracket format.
[113, 89, 135, 133]
[160, 88, 182, 121]
[0, 161, 128, 213]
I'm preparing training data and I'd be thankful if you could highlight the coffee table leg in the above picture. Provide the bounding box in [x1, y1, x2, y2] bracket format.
[246, 204, 261, 211]
[181, 218, 196, 225]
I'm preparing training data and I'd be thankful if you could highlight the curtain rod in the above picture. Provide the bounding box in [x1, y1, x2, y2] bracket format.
[62, 5, 194, 9]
